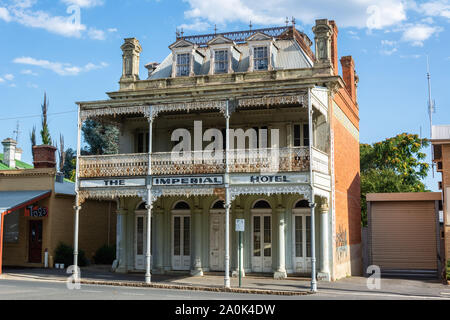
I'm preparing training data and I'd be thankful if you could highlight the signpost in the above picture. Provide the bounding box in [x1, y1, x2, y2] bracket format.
[235, 219, 245, 288]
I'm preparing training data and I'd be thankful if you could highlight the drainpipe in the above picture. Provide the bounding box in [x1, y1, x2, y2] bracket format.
[145, 108, 154, 284]
[224, 100, 231, 288]
[308, 88, 318, 293]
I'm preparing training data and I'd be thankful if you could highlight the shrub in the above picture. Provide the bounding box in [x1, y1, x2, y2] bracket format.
[93, 245, 116, 265]
[54, 242, 88, 268]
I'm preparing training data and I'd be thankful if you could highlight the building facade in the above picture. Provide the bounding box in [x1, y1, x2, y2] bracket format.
[75, 19, 361, 283]
[432, 125, 450, 265]
[0, 138, 115, 272]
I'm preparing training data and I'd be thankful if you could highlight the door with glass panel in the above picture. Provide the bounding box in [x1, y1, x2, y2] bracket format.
[293, 213, 312, 273]
[251, 214, 272, 273]
[172, 215, 191, 271]
[135, 214, 154, 270]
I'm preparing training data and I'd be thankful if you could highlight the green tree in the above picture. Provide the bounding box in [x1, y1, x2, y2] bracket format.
[40, 92, 52, 145]
[82, 119, 119, 155]
[62, 148, 76, 181]
[360, 133, 430, 226]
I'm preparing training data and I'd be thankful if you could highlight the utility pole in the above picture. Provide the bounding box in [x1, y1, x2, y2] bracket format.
[427, 56, 436, 177]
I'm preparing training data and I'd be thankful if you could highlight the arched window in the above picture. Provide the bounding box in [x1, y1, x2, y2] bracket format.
[253, 200, 271, 209]
[212, 200, 225, 209]
[294, 200, 310, 208]
[137, 202, 147, 210]
[173, 201, 190, 210]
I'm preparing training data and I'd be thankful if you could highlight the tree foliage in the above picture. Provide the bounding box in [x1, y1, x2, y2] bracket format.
[82, 120, 119, 155]
[40, 92, 52, 145]
[62, 148, 76, 181]
[360, 133, 430, 226]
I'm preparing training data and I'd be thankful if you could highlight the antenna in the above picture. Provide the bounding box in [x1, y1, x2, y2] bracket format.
[427, 56, 435, 138]
[426, 56, 436, 177]
[13, 120, 21, 143]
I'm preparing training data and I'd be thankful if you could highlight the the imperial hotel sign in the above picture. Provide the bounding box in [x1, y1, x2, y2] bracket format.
[73, 19, 362, 287]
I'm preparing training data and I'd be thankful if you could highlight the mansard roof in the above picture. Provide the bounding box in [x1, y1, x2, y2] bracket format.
[149, 38, 314, 80]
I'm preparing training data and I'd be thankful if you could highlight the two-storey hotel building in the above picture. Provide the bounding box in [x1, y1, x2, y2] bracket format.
[73, 19, 362, 286]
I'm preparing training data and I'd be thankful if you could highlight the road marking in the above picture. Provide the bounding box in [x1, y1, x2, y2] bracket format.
[440, 292, 450, 296]
[318, 289, 450, 300]
[82, 290, 104, 293]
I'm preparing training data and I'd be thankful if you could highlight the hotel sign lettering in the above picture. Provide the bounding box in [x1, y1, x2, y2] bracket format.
[80, 178, 147, 188]
[153, 176, 224, 186]
[230, 174, 308, 185]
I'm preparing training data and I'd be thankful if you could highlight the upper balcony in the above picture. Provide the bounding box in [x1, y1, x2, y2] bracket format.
[78, 147, 329, 179]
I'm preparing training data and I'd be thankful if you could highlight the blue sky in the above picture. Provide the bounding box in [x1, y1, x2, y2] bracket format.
[0, 0, 449, 191]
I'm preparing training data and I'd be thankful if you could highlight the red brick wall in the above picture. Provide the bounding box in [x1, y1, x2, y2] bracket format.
[332, 84, 361, 277]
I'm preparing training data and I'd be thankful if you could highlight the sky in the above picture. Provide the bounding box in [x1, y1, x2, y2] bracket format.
[0, 0, 449, 191]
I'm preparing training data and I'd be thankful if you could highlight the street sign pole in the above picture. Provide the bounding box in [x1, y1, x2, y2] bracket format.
[239, 231, 242, 288]
[235, 219, 245, 288]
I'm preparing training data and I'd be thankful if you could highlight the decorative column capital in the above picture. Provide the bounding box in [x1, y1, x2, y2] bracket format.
[320, 202, 329, 214]
[73, 205, 82, 211]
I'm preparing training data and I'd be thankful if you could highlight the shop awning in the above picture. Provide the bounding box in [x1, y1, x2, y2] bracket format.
[0, 190, 51, 274]
[0, 190, 52, 216]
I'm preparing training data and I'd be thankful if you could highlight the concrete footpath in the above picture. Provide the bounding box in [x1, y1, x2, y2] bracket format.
[1, 266, 449, 298]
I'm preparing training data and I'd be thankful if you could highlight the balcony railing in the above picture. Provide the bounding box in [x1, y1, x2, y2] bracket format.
[78, 147, 325, 179]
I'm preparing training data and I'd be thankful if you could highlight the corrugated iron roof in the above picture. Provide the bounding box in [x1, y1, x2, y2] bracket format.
[0, 190, 51, 214]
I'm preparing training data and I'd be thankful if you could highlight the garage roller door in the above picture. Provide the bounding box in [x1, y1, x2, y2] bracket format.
[371, 201, 437, 273]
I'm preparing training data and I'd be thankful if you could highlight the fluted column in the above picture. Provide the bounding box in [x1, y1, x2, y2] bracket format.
[318, 201, 331, 281]
[274, 207, 287, 279]
[191, 207, 204, 276]
[115, 208, 128, 273]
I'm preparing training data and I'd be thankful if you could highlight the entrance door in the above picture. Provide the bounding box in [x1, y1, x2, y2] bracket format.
[251, 214, 272, 273]
[135, 215, 146, 270]
[172, 215, 191, 270]
[210, 213, 225, 271]
[29, 220, 43, 263]
[293, 214, 312, 273]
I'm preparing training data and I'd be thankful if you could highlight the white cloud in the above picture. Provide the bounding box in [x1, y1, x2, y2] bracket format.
[107, 27, 117, 33]
[4, 74, 14, 80]
[181, 0, 407, 29]
[417, 0, 450, 19]
[0, 7, 11, 22]
[401, 24, 442, 46]
[0, 78, 4, 83]
[21, 69, 38, 76]
[179, 19, 210, 31]
[88, 27, 105, 40]
[13, 56, 108, 76]
[2, 0, 107, 39]
[61, 0, 104, 8]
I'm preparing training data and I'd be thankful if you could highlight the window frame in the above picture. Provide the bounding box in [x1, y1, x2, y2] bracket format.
[214, 49, 229, 74]
[176, 53, 191, 77]
[253, 46, 269, 71]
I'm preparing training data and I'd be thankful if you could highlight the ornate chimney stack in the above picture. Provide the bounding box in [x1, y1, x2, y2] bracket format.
[2, 138, 17, 168]
[312, 19, 334, 75]
[341, 56, 358, 103]
[120, 38, 142, 89]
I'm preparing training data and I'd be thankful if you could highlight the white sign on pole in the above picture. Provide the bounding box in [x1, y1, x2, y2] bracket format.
[235, 219, 245, 232]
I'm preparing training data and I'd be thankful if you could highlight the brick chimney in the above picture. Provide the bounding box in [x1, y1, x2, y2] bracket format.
[2, 138, 17, 168]
[341, 56, 357, 103]
[329, 20, 339, 76]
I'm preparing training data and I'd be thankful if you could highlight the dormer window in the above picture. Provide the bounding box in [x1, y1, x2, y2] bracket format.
[254, 46, 268, 71]
[176, 53, 191, 76]
[214, 50, 228, 74]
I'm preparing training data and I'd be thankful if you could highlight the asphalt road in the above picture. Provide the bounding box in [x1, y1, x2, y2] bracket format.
[0, 279, 449, 300]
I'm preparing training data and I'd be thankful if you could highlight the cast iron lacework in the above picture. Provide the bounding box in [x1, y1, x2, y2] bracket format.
[177, 26, 291, 46]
